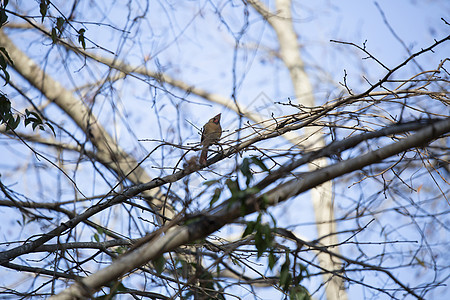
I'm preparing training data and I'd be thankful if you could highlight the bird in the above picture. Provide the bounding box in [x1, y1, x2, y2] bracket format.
[199, 113, 222, 165]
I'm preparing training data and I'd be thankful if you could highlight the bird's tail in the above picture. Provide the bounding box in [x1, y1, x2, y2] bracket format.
[199, 147, 208, 165]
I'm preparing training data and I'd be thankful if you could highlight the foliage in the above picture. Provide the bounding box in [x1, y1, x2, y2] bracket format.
[0, 47, 12, 85]
[0, 96, 55, 135]
[0, 94, 20, 130]
[0, 1, 448, 300]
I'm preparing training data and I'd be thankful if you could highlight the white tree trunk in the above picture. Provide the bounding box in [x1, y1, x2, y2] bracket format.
[248, 1, 347, 299]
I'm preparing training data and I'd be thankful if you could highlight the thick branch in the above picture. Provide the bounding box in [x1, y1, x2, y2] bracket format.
[0, 29, 163, 204]
[50, 117, 449, 299]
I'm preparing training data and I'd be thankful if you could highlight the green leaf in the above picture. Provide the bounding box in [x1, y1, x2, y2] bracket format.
[174, 258, 190, 277]
[296, 263, 309, 281]
[251, 156, 269, 172]
[97, 227, 105, 235]
[114, 246, 128, 255]
[39, 0, 49, 23]
[268, 250, 278, 270]
[56, 17, 65, 33]
[24, 117, 40, 127]
[209, 188, 221, 207]
[46, 122, 56, 136]
[95, 281, 127, 299]
[280, 269, 292, 291]
[255, 212, 262, 224]
[255, 233, 266, 258]
[260, 194, 269, 210]
[243, 186, 260, 195]
[153, 255, 166, 275]
[262, 224, 273, 244]
[0, 58, 5, 72]
[242, 220, 256, 237]
[0, 61, 10, 85]
[225, 178, 240, 195]
[24, 110, 44, 130]
[203, 179, 219, 187]
[0, 94, 11, 116]
[289, 285, 311, 300]
[0, 47, 13, 65]
[23, 109, 55, 135]
[8, 115, 20, 130]
[0, 96, 14, 127]
[0, 8, 8, 29]
[256, 224, 273, 258]
[280, 259, 292, 291]
[51, 27, 57, 44]
[78, 28, 86, 49]
[115, 281, 127, 292]
[239, 157, 253, 186]
[268, 211, 277, 227]
[27, 110, 43, 121]
[0, 46, 13, 84]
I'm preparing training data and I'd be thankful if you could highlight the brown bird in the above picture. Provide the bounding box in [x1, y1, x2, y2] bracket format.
[199, 113, 222, 165]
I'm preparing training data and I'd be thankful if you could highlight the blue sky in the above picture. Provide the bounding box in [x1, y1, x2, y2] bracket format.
[1, 0, 449, 299]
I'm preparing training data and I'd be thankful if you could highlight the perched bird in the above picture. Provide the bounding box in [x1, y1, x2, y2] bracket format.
[199, 113, 222, 165]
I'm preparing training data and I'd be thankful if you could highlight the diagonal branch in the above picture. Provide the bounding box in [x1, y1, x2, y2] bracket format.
[248, 0, 344, 298]
[50, 117, 450, 299]
[0, 29, 163, 204]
